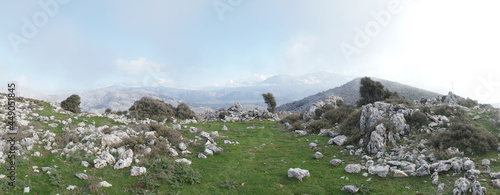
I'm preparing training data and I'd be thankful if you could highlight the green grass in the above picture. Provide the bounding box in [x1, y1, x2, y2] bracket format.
[3, 102, 500, 194]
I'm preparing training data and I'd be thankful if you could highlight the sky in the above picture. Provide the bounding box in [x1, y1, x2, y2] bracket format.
[1, 0, 500, 104]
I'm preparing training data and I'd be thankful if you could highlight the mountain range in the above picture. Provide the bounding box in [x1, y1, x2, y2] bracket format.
[276, 77, 443, 113]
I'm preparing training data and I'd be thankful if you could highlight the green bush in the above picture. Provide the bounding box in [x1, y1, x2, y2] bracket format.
[313, 104, 335, 120]
[322, 105, 356, 125]
[428, 123, 498, 155]
[433, 105, 454, 117]
[384, 97, 414, 108]
[176, 103, 196, 120]
[339, 109, 363, 144]
[281, 114, 302, 125]
[218, 110, 229, 120]
[458, 98, 478, 108]
[405, 110, 429, 127]
[150, 124, 183, 146]
[61, 94, 81, 113]
[139, 157, 201, 189]
[129, 97, 176, 122]
[104, 108, 112, 114]
[262, 93, 277, 113]
[308, 120, 331, 134]
[357, 77, 398, 107]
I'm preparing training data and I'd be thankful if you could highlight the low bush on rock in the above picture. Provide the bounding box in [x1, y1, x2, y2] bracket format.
[176, 103, 196, 120]
[322, 104, 356, 125]
[405, 110, 429, 127]
[281, 114, 302, 125]
[428, 123, 498, 155]
[150, 124, 183, 146]
[308, 120, 331, 134]
[457, 98, 478, 108]
[339, 109, 362, 144]
[139, 157, 201, 189]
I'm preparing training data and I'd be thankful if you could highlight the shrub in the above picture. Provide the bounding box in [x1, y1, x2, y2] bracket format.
[104, 108, 112, 114]
[150, 124, 183, 146]
[308, 120, 331, 134]
[458, 98, 478, 108]
[262, 93, 277, 113]
[176, 103, 196, 120]
[313, 104, 336, 120]
[218, 111, 229, 120]
[405, 110, 429, 127]
[57, 132, 79, 146]
[322, 105, 356, 125]
[339, 109, 363, 144]
[61, 94, 81, 113]
[281, 114, 302, 125]
[433, 105, 454, 117]
[428, 123, 498, 155]
[357, 77, 397, 107]
[384, 98, 414, 108]
[129, 97, 176, 122]
[138, 157, 201, 189]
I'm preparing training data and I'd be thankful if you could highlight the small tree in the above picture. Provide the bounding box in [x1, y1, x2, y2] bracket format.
[61, 94, 81, 113]
[262, 93, 277, 113]
[104, 108, 112, 114]
[175, 103, 196, 120]
[357, 77, 396, 107]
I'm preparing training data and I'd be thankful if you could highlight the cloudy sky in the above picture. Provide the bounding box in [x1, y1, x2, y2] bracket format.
[1, 0, 500, 103]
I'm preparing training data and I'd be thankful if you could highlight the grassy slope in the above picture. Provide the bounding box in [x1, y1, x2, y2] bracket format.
[1, 102, 500, 194]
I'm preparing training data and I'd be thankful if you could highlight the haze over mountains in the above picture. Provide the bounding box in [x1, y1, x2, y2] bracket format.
[33, 72, 352, 113]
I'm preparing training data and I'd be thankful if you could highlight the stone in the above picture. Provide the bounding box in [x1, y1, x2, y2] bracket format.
[168, 148, 179, 157]
[98, 181, 112, 187]
[490, 172, 500, 179]
[412, 164, 430, 176]
[93, 159, 107, 169]
[482, 159, 490, 169]
[101, 151, 116, 165]
[367, 123, 387, 154]
[204, 148, 214, 156]
[390, 113, 410, 135]
[344, 164, 363, 174]
[463, 160, 475, 171]
[189, 127, 198, 134]
[431, 172, 439, 185]
[393, 169, 408, 177]
[332, 135, 347, 146]
[66, 185, 77, 190]
[178, 142, 187, 151]
[309, 142, 318, 149]
[365, 160, 374, 167]
[342, 185, 359, 194]
[173, 124, 181, 130]
[287, 168, 310, 181]
[24, 187, 30, 193]
[206, 144, 223, 154]
[81, 161, 89, 167]
[198, 153, 207, 159]
[101, 134, 122, 148]
[313, 152, 324, 159]
[453, 177, 471, 195]
[114, 149, 133, 169]
[330, 159, 342, 166]
[492, 179, 500, 189]
[76, 173, 88, 180]
[221, 125, 228, 131]
[33, 151, 41, 157]
[471, 180, 486, 195]
[175, 158, 192, 165]
[435, 162, 452, 172]
[437, 183, 445, 191]
[210, 131, 219, 137]
[294, 130, 307, 136]
[131, 166, 147, 176]
[368, 165, 390, 177]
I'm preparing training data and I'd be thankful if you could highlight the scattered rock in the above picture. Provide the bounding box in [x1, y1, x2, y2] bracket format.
[131, 166, 147, 176]
[175, 158, 192, 165]
[345, 164, 363, 174]
[492, 179, 500, 189]
[178, 142, 187, 151]
[471, 180, 486, 195]
[294, 130, 307, 137]
[221, 125, 228, 131]
[330, 159, 342, 166]
[437, 183, 445, 191]
[168, 148, 179, 157]
[463, 160, 475, 171]
[393, 169, 408, 177]
[198, 153, 207, 159]
[75, 173, 88, 180]
[66, 185, 76, 190]
[342, 185, 359, 194]
[313, 152, 323, 159]
[332, 135, 347, 146]
[453, 177, 471, 195]
[287, 168, 310, 181]
[81, 161, 89, 167]
[24, 187, 30, 193]
[98, 181, 112, 187]
[368, 165, 389, 177]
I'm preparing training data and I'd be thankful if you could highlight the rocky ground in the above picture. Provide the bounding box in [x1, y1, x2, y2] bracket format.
[1, 92, 500, 194]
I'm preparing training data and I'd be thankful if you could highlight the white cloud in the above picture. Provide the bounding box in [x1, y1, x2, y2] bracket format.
[284, 36, 317, 75]
[221, 73, 274, 87]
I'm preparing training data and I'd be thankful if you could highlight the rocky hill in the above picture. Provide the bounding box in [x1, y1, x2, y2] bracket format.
[277, 77, 441, 112]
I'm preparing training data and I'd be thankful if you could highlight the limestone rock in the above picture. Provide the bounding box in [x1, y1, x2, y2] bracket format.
[221, 125, 228, 131]
[342, 185, 359, 194]
[175, 158, 192, 165]
[98, 181, 112, 187]
[330, 159, 342, 166]
[75, 173, 88, 180]
[453, 177, 471, 195]
[178, 142, 187, 151]
[313, 152, 323, 159]
[131, 166, 147, 176]
[344, 164, 363, 174]
[287, 168, 310, 181]
[368, 165, 389, 177]
[332, 135, 347, 146]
